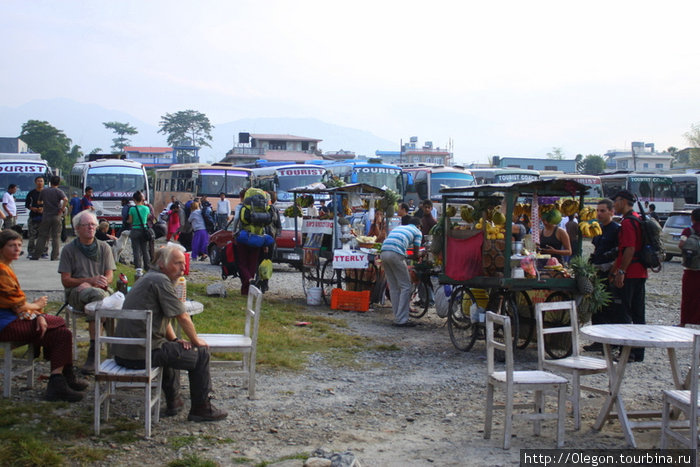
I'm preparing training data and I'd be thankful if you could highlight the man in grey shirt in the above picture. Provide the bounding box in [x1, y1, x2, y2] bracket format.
[113, 245, 228, 422]
[34, 175, 68, 261]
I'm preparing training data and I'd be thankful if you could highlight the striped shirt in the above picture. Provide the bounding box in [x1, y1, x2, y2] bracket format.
[380, 224, 422, 256]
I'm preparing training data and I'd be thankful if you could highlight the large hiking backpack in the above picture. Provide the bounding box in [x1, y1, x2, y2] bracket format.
[220, 240, 239, 280]
[626, 202, 664, 272]
[682, 230, 700, 270]
[240, 188, 272, 235]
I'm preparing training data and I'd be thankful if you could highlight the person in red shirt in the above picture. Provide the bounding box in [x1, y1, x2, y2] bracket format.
[679, 208, 700, 326]
[611, 189, 648, 362]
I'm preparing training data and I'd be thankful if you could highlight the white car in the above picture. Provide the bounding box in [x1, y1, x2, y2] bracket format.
[661, 211, 692, 261]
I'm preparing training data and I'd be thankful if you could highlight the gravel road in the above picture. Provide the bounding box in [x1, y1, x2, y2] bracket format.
[10, 253, 693, 466]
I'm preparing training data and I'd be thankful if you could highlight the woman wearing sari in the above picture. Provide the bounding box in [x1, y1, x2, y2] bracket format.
[0, 229, 88, 401]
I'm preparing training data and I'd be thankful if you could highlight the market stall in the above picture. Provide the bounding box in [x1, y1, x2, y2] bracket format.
[437, 179, 603, 355]
[288, 183, 390, 307]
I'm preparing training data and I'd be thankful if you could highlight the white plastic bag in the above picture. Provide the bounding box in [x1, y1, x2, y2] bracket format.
[85, 291, 126, 316]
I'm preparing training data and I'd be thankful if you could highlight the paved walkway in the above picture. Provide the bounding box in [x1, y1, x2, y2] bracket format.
[13, 239, 65, 301]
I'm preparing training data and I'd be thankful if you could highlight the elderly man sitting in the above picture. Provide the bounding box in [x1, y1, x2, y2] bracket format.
[58, 210, 116, 374]
[113, 244, 228, 422]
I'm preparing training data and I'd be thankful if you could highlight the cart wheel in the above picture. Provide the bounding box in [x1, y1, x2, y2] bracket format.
[301, 264, 317, 297]
[497, 293, 520, 352]
[543, 291, 573, 359]
[513, 291, 535, 349]
[320, 260, 340, 304]
[447, 287, 478, 352]
[409, 280, 431, 319]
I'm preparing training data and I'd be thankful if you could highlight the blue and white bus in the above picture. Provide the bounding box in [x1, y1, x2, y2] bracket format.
[0, 153, 52, 232]
[311, 160, 404, 194]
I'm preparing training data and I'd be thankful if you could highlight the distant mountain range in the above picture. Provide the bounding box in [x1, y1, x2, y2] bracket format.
[0, 98, 398, 162]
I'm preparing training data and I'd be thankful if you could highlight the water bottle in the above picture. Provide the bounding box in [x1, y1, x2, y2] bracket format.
[175, 276, 187, 302]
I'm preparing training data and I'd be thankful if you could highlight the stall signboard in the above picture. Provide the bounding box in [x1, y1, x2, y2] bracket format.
[333, 250, 368, 269]
[302, 219, 334, 235]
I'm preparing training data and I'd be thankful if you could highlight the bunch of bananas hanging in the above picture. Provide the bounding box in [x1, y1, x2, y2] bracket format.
[538, 204, 555, 216]
[578, 207, 596, 221]
[295, 195, 315, 208]
[513, 203, 531, 217]
[559, 198, 580, 217]
[579, 220, 602, 238]
[445, 205, 457, 218]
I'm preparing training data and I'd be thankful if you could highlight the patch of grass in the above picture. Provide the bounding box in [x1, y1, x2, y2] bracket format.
[374, 343, 401, 351]
[63, 445, 110, 463]
[168, 453, 220, 467]
[0, 432, 64, 466]
[169, 435, 200, 450]
[187, 283, 368, 370]
[231, 457, 255, 464]
[255, 452, 310, 467]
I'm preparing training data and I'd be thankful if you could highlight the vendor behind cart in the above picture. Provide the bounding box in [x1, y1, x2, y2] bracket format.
[380, 217, 422, 327]
[538, 209, 572, 263]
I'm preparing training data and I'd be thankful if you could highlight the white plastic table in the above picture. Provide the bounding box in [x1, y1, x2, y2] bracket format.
[579, 324, 698, 447]
[175, 300, 204, 337]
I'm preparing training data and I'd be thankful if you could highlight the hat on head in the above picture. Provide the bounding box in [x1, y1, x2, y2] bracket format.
[613, 189, 636, 203]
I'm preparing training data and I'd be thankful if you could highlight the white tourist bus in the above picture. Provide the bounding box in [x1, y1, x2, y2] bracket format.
[0, 153, 52, 232]
[68, 155, 149, 225]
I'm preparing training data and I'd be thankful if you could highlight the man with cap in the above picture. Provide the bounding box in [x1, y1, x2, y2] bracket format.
[611, 189, 647, 362]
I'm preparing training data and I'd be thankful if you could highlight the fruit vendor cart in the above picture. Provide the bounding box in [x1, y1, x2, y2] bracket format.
[437, 178, 591, 355]
[288, 183, 388, 306]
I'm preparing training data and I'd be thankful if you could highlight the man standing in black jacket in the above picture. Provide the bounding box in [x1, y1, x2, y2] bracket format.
[25, 176, 47, 259]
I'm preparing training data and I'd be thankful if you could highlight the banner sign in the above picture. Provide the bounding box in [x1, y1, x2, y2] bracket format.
[278, 168, 325, 177]
[301, 219, 333, 235]
[333, 250, 368, 269]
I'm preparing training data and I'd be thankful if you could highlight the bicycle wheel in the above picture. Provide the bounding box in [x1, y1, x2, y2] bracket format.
[447, 286, 478, 352]
[543, 291, 574, 359]
[410, 280, 430, 318]
[320, 259, 340, 304]
[301, 263, 318, 296]
[513, 291, 535, 349]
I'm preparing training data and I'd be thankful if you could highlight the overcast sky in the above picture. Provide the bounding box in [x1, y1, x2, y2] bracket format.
[2, 0, 699, 163]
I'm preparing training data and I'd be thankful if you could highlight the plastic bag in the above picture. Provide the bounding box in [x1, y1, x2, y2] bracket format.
[84, 291, 125, 317]
[258, 259, 273, 280]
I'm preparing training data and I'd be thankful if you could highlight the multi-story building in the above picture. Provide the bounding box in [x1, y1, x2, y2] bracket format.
[123, 146, 175, 168]
[604, 142, 673, 172]
[375, 136, 453, 165]
[222, 133, 322, 165]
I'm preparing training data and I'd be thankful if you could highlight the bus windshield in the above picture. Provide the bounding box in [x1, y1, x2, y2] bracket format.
[629, 176, 672, 201]
[429, 173, 474, 198]
[277, 167, 326, 200]
[355, 167, 402, 192]
[87, 166, 146, 198]
[0, 171, 46, 200]
[200, 169, 249, 196]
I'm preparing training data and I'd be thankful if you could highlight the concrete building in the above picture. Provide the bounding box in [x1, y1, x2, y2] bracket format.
[604, 142, 673, 172]
[375, 136, 453, 165]
[494, 156, 577, 173]
[222, 133, 322, 165]
[0, 137, 31, 153]
[123, 146, 175, 168]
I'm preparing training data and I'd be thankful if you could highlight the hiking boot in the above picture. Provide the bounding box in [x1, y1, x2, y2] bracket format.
[63, 365, 89, 391]
[188, 400, 228, 422]
[81, 341, 96, 375]
[163, 395, 185, 417]
[46, 374, 84, 402]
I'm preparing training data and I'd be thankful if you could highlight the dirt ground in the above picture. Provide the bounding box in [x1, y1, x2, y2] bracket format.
[8, 254, 693, 466]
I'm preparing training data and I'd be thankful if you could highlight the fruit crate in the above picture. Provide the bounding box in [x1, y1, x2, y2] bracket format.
[330, 288, 371, 312]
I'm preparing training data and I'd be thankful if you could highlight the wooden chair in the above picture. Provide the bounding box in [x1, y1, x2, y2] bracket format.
[199, 285, 262, 399]
[484, 311, 568, 449]
[535, 300, 607, 430]
[660, 333, 700, 449]
[1, 341, 34, 397]
[56, 302, 90, 360]
[94, 308, 162, 438]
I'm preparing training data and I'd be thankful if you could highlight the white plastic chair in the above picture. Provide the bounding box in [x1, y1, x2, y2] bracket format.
[94, 308, 162, 438]
[57, 302, 90, 360]
[660, 333, 700, 449]
[535, 300, 607, 430]
[484, 311, 568, 449]
[1, 341, 34, 397]
[199, 285, 263, 399]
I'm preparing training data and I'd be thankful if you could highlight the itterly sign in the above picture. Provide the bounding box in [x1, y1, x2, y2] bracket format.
[333, 250, 369, 269]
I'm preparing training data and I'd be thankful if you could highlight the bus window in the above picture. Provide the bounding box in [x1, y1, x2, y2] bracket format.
[200, 170, 225, 195]
[653, 181, 673, 200]
[634, 180, 651, 198]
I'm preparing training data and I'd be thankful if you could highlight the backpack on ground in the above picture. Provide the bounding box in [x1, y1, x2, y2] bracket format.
[626, 202, 664, 272]
[682, 230, 700, 270]
[220, 240, 239, 280]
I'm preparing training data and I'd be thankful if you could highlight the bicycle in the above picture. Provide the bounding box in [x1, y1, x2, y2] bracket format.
[447, 287, 534, 352]
[409, 261, 441, 319]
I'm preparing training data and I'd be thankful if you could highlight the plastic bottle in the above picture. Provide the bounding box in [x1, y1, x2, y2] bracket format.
[175, 276, 187, 302]
[117, 273, 129, 294]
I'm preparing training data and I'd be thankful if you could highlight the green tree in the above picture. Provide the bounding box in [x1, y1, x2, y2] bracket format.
[684, 124, 700, 167]
[103, 121, 138, 153]
[581, 155, 607, 175]
[158, 110, 213, 148]
[19, 120, 80, 175]
[546, 147, 564, 160]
